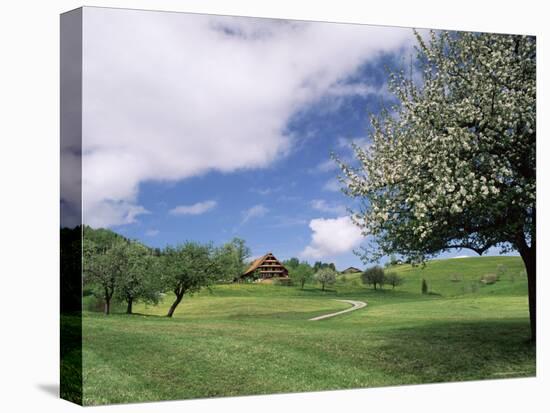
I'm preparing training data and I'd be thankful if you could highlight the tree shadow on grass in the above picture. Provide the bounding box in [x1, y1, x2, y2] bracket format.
[369, 319, 535, 382]
[85, 312, 170, 320]
[126, 312, 166, 318]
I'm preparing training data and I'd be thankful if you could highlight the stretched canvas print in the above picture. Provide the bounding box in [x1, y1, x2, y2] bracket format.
[60, 6, 536, 406]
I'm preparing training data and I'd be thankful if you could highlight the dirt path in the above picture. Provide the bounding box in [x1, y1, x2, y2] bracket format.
[309, 299, 367, 321]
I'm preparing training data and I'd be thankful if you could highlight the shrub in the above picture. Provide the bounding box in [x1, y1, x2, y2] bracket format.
[385, 272, 403, 289]
[480, 273, 498, 284]
[362, 266, 385, 290]
[421, 278, 428, 294]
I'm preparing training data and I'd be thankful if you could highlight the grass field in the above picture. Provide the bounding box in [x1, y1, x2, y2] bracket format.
[80, 256, 535, 405]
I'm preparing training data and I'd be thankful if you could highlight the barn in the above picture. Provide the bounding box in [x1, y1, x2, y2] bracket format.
[341, 266, 362, 274]
[239, 252, 289, 282]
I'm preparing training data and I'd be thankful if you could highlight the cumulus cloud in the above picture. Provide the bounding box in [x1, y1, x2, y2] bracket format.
[81, 8, 414, 227]
[300, 216, 363, 259]
[241, 204, 269, 224]
[310, 199, 347, 215]
[84, 200, 149, 228]
[169, 200, 217, 216]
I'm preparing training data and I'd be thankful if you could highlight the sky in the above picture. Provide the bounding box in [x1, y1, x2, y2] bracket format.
[76, 7, 509, 269]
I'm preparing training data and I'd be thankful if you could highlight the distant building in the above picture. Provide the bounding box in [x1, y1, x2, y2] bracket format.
[341, 266, 362, 274]
[239, 252, 289, 282]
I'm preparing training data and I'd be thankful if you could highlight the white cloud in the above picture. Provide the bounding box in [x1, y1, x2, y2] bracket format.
[323, 178, 342, 192]
[145, 229, 160, 237]
[326, 82, 388, 98]
[241, 204, 269, 224]
[84, 200, 149, 228]
[311, 158, 338, 174]
[300, 216, 363, 259]
[337, 136, 371, 150]
[169, 200, 217, 216]
[310, 199, 347, 215]
[81, 8, 415, 227]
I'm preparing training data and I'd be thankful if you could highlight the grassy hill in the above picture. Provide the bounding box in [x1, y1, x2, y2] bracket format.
[80, 256, 534, 405]
[338, 256, 526, 296]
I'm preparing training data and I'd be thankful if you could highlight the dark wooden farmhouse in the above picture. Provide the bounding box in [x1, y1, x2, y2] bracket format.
[341, 266, 362, 274]
[239, 252, 289, 282]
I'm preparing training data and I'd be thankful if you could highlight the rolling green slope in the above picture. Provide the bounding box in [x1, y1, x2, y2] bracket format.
[81, 256, 534, 405]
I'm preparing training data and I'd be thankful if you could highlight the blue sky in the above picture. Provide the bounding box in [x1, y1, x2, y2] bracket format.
[79, 8, 512, 269]
[112, 69, 382, 268]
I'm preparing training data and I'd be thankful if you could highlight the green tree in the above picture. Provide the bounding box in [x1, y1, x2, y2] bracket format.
[115, 242, 161, 314]
[337, 31, 536, 340]
[291, 262, 314, 289]
[229, 237, 251, 275]
[313, 261, 323, 272]
[161, 242, 220, 318]
[83, 237, 129, 315]
[215, 238, 251, 281]
[361, 266, 385, 290]
[314, 267, 337, 291]
[385, 272, 403, 289]
[284, 257, 300, 271]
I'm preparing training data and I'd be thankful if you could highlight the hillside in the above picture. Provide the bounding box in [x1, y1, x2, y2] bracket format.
[336, 256, 526, 298]
[80, 254, 533, 405]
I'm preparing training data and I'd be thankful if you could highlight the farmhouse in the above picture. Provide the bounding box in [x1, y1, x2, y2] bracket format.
[240, 252, 289, 282]
[341, 266, 362, 274]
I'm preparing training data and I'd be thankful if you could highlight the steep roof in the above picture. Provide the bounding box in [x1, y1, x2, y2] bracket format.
[342, 266, 362, 273]
[242, 252, 288, 276]
[243, 253, 270, 275]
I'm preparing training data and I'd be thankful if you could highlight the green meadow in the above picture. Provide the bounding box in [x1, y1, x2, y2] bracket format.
[80, 256, 535, 405]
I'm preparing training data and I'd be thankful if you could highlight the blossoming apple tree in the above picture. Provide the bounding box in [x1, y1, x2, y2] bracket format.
[337, 31, 536, 340]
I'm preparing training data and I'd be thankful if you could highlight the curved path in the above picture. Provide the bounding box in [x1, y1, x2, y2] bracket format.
[309, 299, 367, 321]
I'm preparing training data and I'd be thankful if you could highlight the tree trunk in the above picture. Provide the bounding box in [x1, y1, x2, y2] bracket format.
[126, 297, 133, 314]
[519, 247, 536, 342]
[167, 293, 184, 318]
[103, 287, 112, 315]
[301, 280, 305, 289]
[322, 282, 325, 291]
